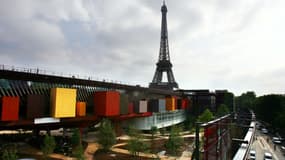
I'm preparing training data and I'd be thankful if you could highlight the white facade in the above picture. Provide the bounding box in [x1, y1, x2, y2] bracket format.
[122, 110, 186, 130]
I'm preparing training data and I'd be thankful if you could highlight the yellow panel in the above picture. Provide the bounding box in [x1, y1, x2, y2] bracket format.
[50, 88, 76, 118]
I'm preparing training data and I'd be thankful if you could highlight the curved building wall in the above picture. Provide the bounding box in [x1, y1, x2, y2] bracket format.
[122, 109, 186, 130]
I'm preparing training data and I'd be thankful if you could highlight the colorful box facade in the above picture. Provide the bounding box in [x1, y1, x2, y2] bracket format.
[76, 102, 86, 116]
[139, 100, 148, 113]
[128, 102, 134, 114]
[181, 99, 189, 109]
[134, 100, 148, 113]
[158, 99, 166, 112]
[1, 96, 20, 121]
[94, 91, 120, 116]
[166, 97, 176, 111]
[50, 88, 76, 118]
[120, 94, 129, 115]
[148, 99, 166, 112]
[27, 94, 48, 119]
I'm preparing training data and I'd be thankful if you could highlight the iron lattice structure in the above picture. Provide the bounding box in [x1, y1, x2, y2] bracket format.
[149, 1, 178, 90]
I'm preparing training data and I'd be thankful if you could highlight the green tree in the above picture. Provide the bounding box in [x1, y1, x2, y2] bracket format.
[223, 92, 234, 111]
[73, 144, 85, 160]
[184, 116, 196, 131]
[159, 127, 166, 136]
[216, 104, 230, 117]
[197, 109, 214, 123]
[98, 118, 116, 151]
[1, 145, 18, 160]
[150, 126, 158, 154]
[255, 94, 285, 130]
[128, 137, 149, 158]
[71, 128, 85, 159]
[235, 91, 256, 110]
[127, 127, 149, 158]
[150, 126, 158, 139]
[165, 126, 184, 156]
[71, 128, 81, 146]
[41, 134, 56, 160]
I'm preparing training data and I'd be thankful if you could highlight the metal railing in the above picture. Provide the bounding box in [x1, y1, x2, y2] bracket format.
[0, 64, 145, 87]
[232, 111, 256, 160]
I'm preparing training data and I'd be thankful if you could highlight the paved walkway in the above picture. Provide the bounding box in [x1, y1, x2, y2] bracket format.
[83, 132, 195, 160]
[16, 131, 195, 160]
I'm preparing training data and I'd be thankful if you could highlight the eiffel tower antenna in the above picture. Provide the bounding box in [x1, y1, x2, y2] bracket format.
[149, 1, 178, 90]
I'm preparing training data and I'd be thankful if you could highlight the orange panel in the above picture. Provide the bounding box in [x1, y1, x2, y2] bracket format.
[166, 97, 176, 111]
[76, 102, 86, 116]
[94, 91, 120, 116]
[1, 96, 20, 121]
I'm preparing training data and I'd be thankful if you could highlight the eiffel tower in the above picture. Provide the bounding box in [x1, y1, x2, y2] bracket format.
[149, 1, 178, 90]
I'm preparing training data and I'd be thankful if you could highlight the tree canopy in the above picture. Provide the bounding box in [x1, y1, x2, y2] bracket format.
[98, 118, 116, 151]
[165, 126, 184, 156]
[235, 91, 256, 110]
[41, 134, 56, 160]
[236, 92, 285, 134]
[216, 104, 230, 117]
[197, 109, 214, 123]
[255, 94, 285, 130]
[127, 127, 149, 158]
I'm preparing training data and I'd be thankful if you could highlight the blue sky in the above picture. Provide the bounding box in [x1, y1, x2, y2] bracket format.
[0, 0, 285, 96]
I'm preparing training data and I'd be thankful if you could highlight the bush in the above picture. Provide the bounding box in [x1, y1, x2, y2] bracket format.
[98, 118, 116, 151]
[41, 134, 56, 160]
[165, 126, 183, 156]
[1, 147, 18, 160]
[197, 109, 214, 123]
[73, 144, 85, 160]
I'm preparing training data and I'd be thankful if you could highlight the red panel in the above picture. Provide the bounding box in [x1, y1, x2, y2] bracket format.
[181, 99, 188, 109]
[181, 98, 190, 109]
[112, 111, 152, 120]
[128, 102, 134, 114]
[106, 91, 120, 116]
[94, 91, 120, 116]
[1, 96, 20, 121]
[94, 91, 106, 116]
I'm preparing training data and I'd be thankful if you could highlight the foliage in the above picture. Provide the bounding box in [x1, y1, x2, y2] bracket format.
[223, 92, 234, 111]
[98, 118, 116, 151]
[216, 104, 230, 117]
[197, 109, 214, 123]
[73, 144, 85, 160]
[1, 146, 18, 160]
[255, 94, 285, 130]
[71, 128, 81, 146]
[159, 127, 166, 136]
[184, 115, 196, 131]
[41, 134, 56, 160]
[165, 126, 184, 156]
[150, 126, 158, 139]
[191, 103, 200, 116]
[128, 137, 149, 158]
[235, 91, 256, 110]
[126, 125, 139, 137]
[127, 127, 149, 158]
[237, 92, 285, 134]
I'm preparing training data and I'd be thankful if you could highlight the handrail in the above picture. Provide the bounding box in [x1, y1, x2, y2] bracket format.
[233, 111, 256, 160]
[0, 64, 140, 87]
